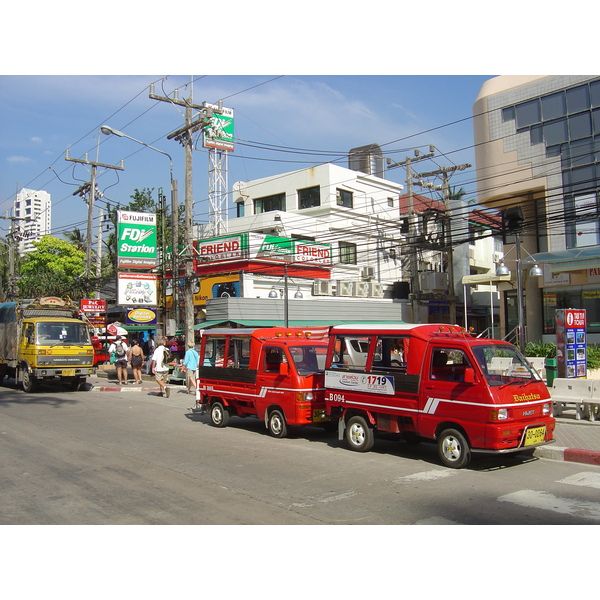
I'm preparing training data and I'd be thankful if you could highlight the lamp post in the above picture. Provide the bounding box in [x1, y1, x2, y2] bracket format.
[101, 125, 179, 336]
[495, 232, 543, 353]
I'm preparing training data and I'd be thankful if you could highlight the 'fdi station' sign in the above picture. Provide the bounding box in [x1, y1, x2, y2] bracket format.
[117, 211, 157, 269]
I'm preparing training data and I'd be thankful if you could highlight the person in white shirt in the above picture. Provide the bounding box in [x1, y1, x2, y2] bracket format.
[109, 336, 129, 385]
[151, 337, 171, 397]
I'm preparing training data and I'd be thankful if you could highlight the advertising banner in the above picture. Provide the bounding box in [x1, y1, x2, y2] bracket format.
[80, 299, 107, 313]
[556, 308, 587, 378]
[117, 272, 158, 307]
[325, 370, 395, 395]
[203, 104, 234, 151]
[125, 307, 157, 326]
[117, 211, 157, 269]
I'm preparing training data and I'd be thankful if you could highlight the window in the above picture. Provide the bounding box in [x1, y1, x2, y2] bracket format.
[591, 80, 600, 107]
[336, 188, 353, 208]
[388, 197, 395, 207]
[254, 193, 285, 214]
[430, 348, 472, 382]
[569, 112, 592, 140]
[516, 99, 540, 128]
[264, 347, 285, 372]
[574, 193, 599, 247]
[541, 91, 566, 121]
[298, 186, 320, 209]
[502, 106, 515, 122]
[567, 85, 590, 114]
[543, 118, 569, 145]
[339, 241, 357, 265]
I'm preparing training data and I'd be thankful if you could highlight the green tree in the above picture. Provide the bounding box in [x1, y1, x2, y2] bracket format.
[63, 227, 86, 251]
[18, 235, 87, 299]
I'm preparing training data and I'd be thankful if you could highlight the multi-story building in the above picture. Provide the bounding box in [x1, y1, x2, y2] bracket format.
[12, 188, 52, 253]
[473, 75, 600, 344]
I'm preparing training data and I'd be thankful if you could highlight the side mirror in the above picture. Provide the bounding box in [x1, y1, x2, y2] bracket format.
[464, 368, 475, 384]
[279, 361, 289, 376]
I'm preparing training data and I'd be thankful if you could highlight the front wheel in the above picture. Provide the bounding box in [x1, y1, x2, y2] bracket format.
[267, 409, 288, 438]
[345, 415, 375, 452]
[21, 369, 38, 393]
[438, 428, 471, 469]
[210, 401, 230, 428]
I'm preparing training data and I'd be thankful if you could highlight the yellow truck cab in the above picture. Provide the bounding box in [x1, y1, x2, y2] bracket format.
[0, 297, 96, 392]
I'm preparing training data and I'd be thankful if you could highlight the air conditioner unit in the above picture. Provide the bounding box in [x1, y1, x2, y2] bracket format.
[312, 279, 331, 296]
[336, 280, 353, 297]
[367, 282, 384, 298]
[361, 266, 375, 280]
[352, 281, 369, 297]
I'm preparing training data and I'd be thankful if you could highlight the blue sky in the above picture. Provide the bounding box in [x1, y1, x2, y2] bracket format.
[1, 4, 590, 244]
[0, 74, 492, 239]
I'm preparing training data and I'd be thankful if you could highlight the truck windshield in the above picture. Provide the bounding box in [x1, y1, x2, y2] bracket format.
[471, 345, 541, 386]
[289, 345, 327, 375]
[36, 322, 91, 345]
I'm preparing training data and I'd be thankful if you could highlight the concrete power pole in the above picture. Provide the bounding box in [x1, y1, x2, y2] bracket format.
[65, 147, 123, 293]
[414, 163, 471, 325]
[387, 147, 435, 323]
[150, 83, 217, 344]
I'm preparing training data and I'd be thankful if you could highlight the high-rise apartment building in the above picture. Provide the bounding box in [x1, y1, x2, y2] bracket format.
[12, 188, 52, 253]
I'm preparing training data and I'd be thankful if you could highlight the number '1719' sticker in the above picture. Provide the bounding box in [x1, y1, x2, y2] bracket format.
[325, 371, 395, 395]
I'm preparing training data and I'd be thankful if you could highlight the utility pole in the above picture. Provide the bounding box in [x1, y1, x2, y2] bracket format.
[387, 147, 435, 323]
[65, 147, 123, 292]
[414, 163, 471, 325]
[0, 215, 31, 301]
[150, 82, 220, 344]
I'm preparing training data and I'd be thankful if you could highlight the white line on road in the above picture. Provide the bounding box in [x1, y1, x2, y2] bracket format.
[557, 472, 600, 490]
[394, 469, 458, 484]
[498, 490, 600, 522]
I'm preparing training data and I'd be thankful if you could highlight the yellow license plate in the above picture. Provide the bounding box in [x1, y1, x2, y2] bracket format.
[524, 426, 546, 446]
[312, 409, 328, 422]
[62, 369, 75, 377]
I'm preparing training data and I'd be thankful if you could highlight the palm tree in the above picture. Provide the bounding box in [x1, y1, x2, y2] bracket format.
[64, 227, 86, 251]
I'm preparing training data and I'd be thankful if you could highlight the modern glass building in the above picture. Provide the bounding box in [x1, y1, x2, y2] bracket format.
[473, 76, 600, 343]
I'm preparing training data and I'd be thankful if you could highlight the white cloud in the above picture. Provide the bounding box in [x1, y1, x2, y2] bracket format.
[7, 155, 33, 164]
[30, 136, 43, 143]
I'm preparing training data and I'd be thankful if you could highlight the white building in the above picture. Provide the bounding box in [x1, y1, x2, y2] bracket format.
[12, 188, 52, 253]
[227, 162, 405, 301]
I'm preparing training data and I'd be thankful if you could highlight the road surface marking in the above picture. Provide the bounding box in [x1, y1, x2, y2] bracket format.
[394, 469, 458, 484]
[499, 490, 600, 522]
[557, 472, 600, 490]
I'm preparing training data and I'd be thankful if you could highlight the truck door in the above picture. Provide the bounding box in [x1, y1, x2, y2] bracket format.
[255, 346, 289, 417]
[420, 346, 486, 446]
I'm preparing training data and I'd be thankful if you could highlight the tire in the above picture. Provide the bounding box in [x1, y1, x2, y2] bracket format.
[267, 409, 288, 438]
[345, 415, 375, 452]
[210, 401, 230, 428]
[70, 378, 85, 391]
[438, 428, 471, 469]
[21, 369, 38, 393]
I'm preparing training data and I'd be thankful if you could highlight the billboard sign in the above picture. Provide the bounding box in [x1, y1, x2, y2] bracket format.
[556, 308, 587, 378]
[117, 272, 158, 307]
[80, 299, 107, 313]
[117, 211, 157, 269]
[203, 104, 234, 151]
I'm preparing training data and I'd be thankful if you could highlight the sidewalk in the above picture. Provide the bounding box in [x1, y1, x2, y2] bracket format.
[88, 368, 600, 466]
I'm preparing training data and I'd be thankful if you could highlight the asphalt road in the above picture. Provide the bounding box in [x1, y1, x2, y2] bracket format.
[2, 382, 600, 526]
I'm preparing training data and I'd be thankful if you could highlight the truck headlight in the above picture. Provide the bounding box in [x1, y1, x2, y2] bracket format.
[543, 402, 552, 415]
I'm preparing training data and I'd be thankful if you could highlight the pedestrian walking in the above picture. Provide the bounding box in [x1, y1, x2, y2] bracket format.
[151, 337, 171, 397]
[182, 341, 199, 394]
[143, 333, 155, 374]
[128, 339, 145, 384]
[109, 336, 129, 385]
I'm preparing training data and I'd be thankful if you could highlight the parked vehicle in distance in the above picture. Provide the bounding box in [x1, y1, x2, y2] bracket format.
[0, 296, 96, 392]
[197, 327, 330, 437]
[324, 323, 555, 468]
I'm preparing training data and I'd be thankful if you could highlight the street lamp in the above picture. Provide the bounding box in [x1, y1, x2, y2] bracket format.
[101, 125, 179, 336]
[495, 234, 543, 353]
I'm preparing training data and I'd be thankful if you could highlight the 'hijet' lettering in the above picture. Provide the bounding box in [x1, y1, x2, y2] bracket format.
[120, 243, 156, 253]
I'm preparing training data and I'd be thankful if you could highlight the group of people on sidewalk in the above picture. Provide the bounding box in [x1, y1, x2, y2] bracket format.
[108, 335, 199, 398]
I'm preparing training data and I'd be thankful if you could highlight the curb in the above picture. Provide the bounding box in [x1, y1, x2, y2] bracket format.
[533, 445, 600, 466]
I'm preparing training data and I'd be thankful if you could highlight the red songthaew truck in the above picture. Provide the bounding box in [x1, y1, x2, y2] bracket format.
[197, 327, 330, 437]
[324, 323, 555, 468]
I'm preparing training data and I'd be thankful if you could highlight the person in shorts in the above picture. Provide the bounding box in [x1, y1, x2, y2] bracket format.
[151, 337, 170, 397]
[109, 336, 129, 386]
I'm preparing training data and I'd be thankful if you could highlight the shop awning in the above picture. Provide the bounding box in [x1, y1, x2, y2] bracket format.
[527, 246, 600, 272]
[461, 273, 511, 285]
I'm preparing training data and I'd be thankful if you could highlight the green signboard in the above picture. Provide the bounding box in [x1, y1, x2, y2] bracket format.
[117, 210, 157, 269]
[203, 104, 234, 151]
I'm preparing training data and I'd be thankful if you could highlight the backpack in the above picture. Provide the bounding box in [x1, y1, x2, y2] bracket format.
[115, 342, 126, 358]
[161, 347, 172, 367]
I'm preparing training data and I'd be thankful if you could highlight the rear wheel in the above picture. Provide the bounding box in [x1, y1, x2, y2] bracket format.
[267, 409, 288, 438]
[345, 415, 375, 452]
[438, 428, 471, 469]
[210, 401, 230, 428]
